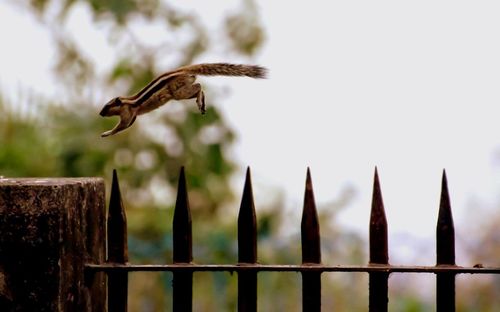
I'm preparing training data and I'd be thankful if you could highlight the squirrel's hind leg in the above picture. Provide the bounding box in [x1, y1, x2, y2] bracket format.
[171, 80, 205, 114]
[196, 86, 205, 114]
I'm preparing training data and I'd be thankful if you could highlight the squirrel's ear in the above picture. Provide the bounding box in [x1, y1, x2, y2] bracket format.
[105, 97, 122, 107]
[100, 97, 122, 116]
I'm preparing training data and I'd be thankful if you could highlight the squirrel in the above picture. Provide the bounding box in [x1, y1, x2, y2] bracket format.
[99, 63, 267, 137]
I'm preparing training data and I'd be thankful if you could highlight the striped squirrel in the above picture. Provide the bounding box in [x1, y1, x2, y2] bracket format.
[99, 63, 267, 137]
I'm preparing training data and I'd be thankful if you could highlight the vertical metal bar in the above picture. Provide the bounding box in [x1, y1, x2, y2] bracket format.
[301, 168, 322, 312]
[238, 167, 258, 312]
[436, 170, 455, 311]
[368, 167, 389, 312]
[107, 169, 128, 312]
[172, 167, 193, 312]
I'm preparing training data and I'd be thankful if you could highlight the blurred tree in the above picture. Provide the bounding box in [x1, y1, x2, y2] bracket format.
[457, 201, 500, 312]
[5, 0, 266, 213]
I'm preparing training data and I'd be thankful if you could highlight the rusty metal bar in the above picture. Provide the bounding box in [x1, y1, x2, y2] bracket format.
[436, 170, 455, 311]
[238, 167, 258, 312]
[369, 168, 389, 312]
[107, 170, 129, 312]
[301, 168, 322, 312]
[86, 263, 500, 274]
[172, 167, 193, 312]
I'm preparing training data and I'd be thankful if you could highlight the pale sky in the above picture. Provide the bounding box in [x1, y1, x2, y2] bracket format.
[1, 1, 500, 263]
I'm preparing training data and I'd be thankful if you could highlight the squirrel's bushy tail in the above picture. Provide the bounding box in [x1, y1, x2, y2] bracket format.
[179, 63, 267, 78]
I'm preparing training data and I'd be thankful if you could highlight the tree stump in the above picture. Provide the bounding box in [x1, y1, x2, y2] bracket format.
[0, 178, 106, 311]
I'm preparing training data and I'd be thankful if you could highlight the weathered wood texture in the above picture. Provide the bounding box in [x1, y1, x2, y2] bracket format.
[0, 178, 106, 311]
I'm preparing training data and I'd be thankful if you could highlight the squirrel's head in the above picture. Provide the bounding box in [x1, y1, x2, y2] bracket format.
[99, 97, 123, 117]
[100, 97, 137, 137]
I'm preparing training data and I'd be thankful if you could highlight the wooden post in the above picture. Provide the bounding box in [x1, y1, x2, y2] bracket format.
[0, 178, 106, 311]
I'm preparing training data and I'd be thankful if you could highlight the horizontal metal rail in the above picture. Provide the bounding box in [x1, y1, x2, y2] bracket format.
[86, 263, 500, 274]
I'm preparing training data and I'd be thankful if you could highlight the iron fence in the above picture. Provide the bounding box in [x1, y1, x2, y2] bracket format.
[85, 168, 500, 311]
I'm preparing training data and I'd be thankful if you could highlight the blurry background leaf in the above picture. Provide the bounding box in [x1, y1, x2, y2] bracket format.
[225, 1, 265, 56]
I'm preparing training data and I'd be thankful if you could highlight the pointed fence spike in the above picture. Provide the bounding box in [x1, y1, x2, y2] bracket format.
[107, 169, 128, 312]
[109, 170, 125, 220]
[173, 166, 192, 263]
[238, 167, 257, 311]
[172, 167, 193, 312]
[238, 167, 257, 263]
[369, 167, 388, 265]
[368, 167, 389, 312]
[301, 168, 321, 312]
[436, 169, 455, 265]
[108, 169, 128, 263]
[306, 167, 312, 187]
[301, 167, 321, 264]
[436, 169, 456, 311]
